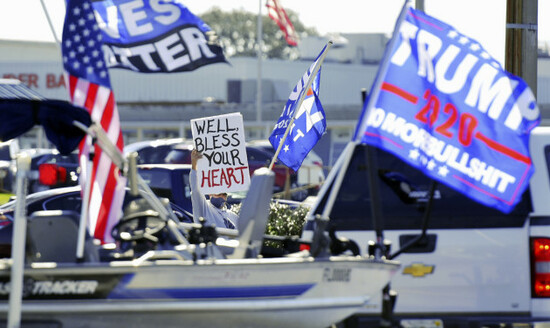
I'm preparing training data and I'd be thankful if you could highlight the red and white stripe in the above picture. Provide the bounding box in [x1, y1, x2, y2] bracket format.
[66, 74, 126, 243]
[266, 0, 298, 46]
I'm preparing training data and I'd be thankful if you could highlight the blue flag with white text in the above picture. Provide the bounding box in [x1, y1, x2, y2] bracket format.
[357, 7, 540, 213]
[91, 0, 227, 73]
[269, 46, 327, 172]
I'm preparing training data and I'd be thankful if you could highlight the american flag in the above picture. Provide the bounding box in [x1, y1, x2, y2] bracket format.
[61, 0, 126, 243]
[266, 0, 298, 46]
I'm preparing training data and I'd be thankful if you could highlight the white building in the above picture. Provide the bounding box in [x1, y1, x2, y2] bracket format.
[1, 36, 549, 167]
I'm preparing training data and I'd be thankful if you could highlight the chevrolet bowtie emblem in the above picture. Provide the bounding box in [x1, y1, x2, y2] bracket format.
[403, 263, 435, 277]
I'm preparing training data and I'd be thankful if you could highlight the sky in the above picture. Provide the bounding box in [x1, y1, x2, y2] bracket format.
[0, 0, 548, 66]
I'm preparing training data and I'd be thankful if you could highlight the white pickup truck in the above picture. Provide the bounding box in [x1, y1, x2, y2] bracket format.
[303, 126, 550, 328]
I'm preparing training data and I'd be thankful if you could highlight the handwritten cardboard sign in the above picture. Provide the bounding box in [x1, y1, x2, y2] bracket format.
[191, 112, 250, 194]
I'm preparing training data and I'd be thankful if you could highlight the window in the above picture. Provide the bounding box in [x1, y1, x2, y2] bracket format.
[138, 169, 173, 201]
[246, 147, 272, 164]
[138, 145, 175, 164]
[164, 148, 192, 164]
[313, 144, 531, 231]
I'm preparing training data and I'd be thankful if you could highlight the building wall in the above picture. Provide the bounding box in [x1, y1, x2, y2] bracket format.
[1, 38, 549, 106]
[1, 39, 550, 166]
[0, 58, 376, 107]
[298, 33, 389, 64]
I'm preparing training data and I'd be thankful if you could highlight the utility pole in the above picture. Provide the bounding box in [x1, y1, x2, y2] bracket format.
[505, 0, 538, 97]
[256, 0, 263, 125]
[415, 0, 424, 12]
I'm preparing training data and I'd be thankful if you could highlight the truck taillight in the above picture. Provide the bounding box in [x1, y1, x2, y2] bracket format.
[531, 237, 550, 297]
[299, 243, 311, 251]
[38, 163, 67, 186]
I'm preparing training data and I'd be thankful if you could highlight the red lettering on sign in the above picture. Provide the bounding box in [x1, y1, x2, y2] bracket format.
[2, 73, 38, 88]
[28, 74, 38, 88]
[200, 166, 248, 189]
[46, 73, 65, 89]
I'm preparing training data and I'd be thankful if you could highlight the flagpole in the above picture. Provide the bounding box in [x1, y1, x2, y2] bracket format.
[256, 0, 263, 124]
[7, 154, 30, 328]
[42, 0, 92, 257]
[268, 40, 333, 170]
[76, 135, 93, 261]
[319, 0, 411, 233]
[40, 0, 62, 45]
[40, 0, 70, 149]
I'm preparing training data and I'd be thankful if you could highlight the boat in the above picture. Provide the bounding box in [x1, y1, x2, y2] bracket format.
[0, 248, 399, 328]
[0, 247, 398, 328]
[0, 81, 400, 327]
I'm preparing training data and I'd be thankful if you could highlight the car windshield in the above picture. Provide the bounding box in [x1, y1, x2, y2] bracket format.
[164, 148, 191, 164]
[136, 145, 175, 164]
[246, 147, 272, 164]
[138, 169, 174, 200]
[0, 186, 81, 210]
[39, 192, 82, 213]
[0, 185, 192, 223]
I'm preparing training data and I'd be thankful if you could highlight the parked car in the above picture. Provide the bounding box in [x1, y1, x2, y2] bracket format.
[0, 185, 193, 258]
[23, 149, 80, 194]
[128, 138, 302, 198]
[162, 141, 194, 165]
[136, 163, 302, 213]
[137, 163, 194, 213]
[0, 185, 192, 223]
[123, 138, 187, 164]
[240, 145, 294, 193]
[124, 138, 314, 201]
[166, 142, 301, 196]
[246, 139, 325, 197]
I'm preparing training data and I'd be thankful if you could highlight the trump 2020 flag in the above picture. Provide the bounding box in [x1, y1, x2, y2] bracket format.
[62, 0, 126, 243]
[91, 0, 227, 73]
[357, 6, 540, 213]
[269, 45, 328, 172]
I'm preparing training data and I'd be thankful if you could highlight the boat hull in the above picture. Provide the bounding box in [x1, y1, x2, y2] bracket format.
[0, 255, 399, 327]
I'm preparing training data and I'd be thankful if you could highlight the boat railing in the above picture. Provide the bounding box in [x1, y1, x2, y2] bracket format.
[131, 250, 193, 266]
